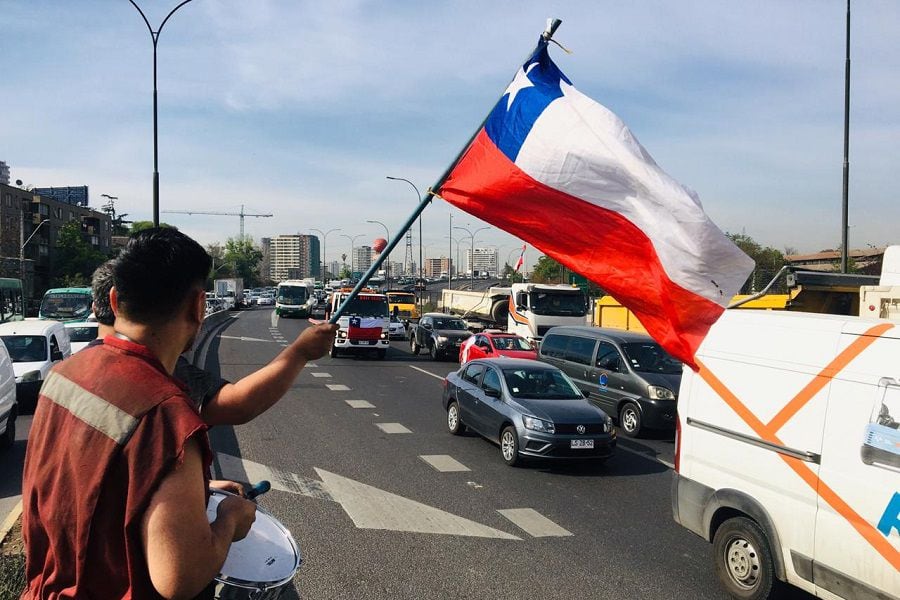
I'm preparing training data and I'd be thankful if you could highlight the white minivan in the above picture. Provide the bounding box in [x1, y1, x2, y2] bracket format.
[0, 320, 71, 413]
[673, 309, 899, 599]
[0, 340, 17, 450]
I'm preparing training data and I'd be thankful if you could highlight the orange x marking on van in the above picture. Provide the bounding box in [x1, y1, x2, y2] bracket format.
[695, 322, 899, 571]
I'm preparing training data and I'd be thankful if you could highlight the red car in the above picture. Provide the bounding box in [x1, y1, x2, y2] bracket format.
[459, 332, 537, 364]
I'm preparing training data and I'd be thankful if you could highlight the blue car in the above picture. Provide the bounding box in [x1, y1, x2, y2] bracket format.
[442, 358, 616, 466]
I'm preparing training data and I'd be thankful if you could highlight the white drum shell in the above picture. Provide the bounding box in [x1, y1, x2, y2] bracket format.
[207, 490, 302, 599]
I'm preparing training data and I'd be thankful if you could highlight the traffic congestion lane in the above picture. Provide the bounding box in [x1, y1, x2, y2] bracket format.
[204, 308, 731, 599]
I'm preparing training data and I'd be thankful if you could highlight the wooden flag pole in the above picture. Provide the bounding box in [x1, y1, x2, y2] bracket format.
[329, 18, 563, 323]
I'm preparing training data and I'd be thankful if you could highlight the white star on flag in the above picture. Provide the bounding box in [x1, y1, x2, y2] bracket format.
[504, 61, 539, 110]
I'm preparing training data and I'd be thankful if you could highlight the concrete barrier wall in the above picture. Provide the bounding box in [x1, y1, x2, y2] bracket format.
[183, 310, 233, 366]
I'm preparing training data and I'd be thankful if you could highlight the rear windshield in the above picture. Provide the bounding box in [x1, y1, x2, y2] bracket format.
[67, 326, 99, 343]
[502, 368, 583, 400]
[2, 335, 48, 362]
[620, 342, 682, 374]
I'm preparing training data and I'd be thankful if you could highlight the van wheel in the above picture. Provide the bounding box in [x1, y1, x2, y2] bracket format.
[619, 402, 642, 437]
[410, 338, 420, 355]
[0, 409, 16, 450]
[430, 343, 441, 361]
[713, 517, 782, 600]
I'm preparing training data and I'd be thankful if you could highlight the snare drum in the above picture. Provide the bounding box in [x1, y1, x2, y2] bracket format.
[206, 490, 302, 599]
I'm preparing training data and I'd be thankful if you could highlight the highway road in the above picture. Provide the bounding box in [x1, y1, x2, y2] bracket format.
[205, 307, 735, 600]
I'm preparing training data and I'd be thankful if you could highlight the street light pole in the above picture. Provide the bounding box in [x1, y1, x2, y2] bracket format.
[129, 0, 196, 227]
[340, 234, 364, 280]
[21, 218, 50, 296]
[386, 176, 426, 311]
[366, 220, 390, 286]
[310, 228, 340, 287]
[453, 225, 490, 288]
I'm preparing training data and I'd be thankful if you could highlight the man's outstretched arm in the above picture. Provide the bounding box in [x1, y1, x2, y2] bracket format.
[201, 322, 337, 426]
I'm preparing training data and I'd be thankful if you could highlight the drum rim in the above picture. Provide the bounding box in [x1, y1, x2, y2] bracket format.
[209, 489, 302, 588]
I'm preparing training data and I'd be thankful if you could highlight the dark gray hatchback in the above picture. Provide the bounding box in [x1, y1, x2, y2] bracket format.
[538, 326, 683, 437]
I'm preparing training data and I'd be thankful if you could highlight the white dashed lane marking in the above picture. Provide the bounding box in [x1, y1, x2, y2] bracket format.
[311, 372, 332, 378]
[408, 365, 445, 381]
[346, 400, 375, 409]
[326, 384, 351, 391]
[375, 423, 411, 434]
[419, 455, 470, 472]
[497, 508, 573, 538]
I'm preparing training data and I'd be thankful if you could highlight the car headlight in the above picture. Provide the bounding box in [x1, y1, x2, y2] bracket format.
[436, 336, 447, 343]
[648, 385, 675, 400]
[19, 370, 42, 383]
[380, 332, 388, 339]
[337, 330, 347, 339]
[604, 416, 614, 433]
[523, 416, 555, 434]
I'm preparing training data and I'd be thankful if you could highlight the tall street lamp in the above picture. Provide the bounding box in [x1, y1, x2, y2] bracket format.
[386, 176, 424, 286]
[340, 234, 364, 280]
[21, 218, 50, 296]
[129, 0, 196, 227]
[310, 228, 340, 286]
[366, 220, 390, 286]
[453, 225, 490, 288]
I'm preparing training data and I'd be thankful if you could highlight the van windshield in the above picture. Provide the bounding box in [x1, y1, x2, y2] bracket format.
[40, 292, 92, 320]
[620, 342, 682, 374]
[339, 295, 388, 317]
[2, 335, 48, 362]
[278, 286, 308, 305]
[529, 292, 587, 316]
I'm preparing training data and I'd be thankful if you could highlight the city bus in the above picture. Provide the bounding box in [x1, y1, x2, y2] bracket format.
[0, 279, 25, 323]
[39, 287, 93, 323]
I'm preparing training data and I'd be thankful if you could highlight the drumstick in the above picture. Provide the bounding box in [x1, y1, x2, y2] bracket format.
[246, 480, 271, 500]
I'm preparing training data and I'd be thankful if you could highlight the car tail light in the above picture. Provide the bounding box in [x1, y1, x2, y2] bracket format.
[442, 378, 448, 389]
[674, 415, 681, 473]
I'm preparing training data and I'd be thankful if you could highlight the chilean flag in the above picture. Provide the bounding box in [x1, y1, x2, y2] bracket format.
[514, 244, 526, 272]
[439, 45, 754, 368]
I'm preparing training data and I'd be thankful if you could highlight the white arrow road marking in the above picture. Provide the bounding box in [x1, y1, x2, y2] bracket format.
[216, 453, 333, 501]
[316, 469, 520, 540]
[498, 508, 572, 538]
[419, 455, 470, 472]
[219, 335, 275, 343]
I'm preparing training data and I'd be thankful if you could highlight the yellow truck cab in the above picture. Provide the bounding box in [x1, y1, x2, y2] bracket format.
[385, 290, 419, 320]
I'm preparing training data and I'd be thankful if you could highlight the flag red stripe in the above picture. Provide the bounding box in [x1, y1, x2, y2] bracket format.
[441, 129, 725, 367]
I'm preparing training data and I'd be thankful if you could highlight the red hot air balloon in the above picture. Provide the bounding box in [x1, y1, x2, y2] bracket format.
[372, 238, 387, 253]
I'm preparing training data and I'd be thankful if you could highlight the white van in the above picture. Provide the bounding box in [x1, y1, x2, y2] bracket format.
[0, 320, 71, 413]
[0, 341, 17, 450]
[673, 309, 899, 599]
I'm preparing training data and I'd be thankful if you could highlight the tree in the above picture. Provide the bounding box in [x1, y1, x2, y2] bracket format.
[529, 255, 563, 284]
[52, 221, 107, 287]
[501, 262, 525, 283]
[129, 220, 177, 234]
[223, 237, 263, 286]
[727, 233, 786, 293]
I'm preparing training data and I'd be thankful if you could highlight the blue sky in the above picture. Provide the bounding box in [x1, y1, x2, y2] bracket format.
[2, 1, 898, 267]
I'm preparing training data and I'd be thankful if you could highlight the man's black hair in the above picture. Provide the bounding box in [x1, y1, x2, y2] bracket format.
[91, 260, 116, 326]
[113, 228, 211, 325]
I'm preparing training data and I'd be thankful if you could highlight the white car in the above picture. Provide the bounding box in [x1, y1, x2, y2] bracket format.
[0, 320, 71, 413]
[388, 316, 407, 340]
[64, 322, 100, 354]
[0, 340, 17, 450]
[257, 294, 275, 306]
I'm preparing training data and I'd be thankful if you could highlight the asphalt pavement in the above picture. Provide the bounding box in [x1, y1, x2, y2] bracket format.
[205, 307, 733, 600]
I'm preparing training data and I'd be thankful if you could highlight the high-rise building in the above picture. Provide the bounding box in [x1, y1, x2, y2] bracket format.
[0, 161, 9, 185]
[269, 234, 319, 282]
[259, 237, 271, 283]
[328, 261, 341, 279]
[425, 257, 452, 277]
[353, 245, 373, 274]
[466, 247, 499, 277]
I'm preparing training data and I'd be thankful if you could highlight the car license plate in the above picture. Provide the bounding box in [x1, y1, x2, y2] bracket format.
[570, 439, 594, 449]
[357, 340, 373, 345]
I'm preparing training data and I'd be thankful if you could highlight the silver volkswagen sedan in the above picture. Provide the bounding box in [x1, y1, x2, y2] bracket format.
[442, 358, 616, 466]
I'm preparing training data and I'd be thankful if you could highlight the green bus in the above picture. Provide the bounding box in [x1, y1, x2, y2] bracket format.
[0, 279, 25, 323]
[39, 287, 93, 322]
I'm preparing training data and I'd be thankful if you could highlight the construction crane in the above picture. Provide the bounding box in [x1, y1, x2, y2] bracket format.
[161, 205, 273, 238]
